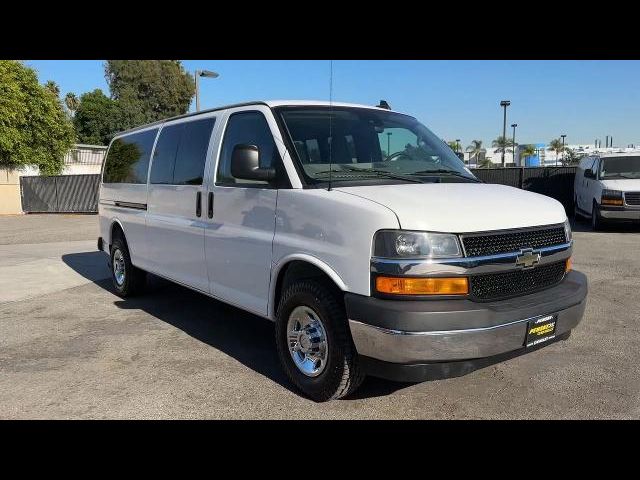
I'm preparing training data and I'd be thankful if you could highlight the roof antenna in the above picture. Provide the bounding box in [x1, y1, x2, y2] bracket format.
[377, 100, 391, 110]
[328, 60, 334, 192]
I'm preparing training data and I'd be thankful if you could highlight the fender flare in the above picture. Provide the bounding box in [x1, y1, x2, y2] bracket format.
[268, 253, 348, 319]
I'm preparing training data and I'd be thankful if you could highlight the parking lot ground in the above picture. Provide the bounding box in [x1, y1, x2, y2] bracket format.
[1, 214, 639, 419]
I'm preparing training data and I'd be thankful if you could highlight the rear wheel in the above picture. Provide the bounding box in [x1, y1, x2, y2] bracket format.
[275, 279, 364, 402]
[110, 237, 146, 297]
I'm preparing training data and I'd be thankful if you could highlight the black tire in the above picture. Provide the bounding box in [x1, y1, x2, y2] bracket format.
[591, 201, 604, 231]
[110, 236, 146, 297]
[275, 279, 365, 402]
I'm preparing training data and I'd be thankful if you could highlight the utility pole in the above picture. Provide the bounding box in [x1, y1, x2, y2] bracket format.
[511, 123, 518, 165]
[500, 100, 511, 167]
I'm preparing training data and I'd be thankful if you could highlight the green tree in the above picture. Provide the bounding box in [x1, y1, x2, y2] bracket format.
[105, 60, 194, 128]
[479, 156, 493, 168]
[562, 147, 582, 166]
[447, 140, 461, 152]
[491, 135, 515, 165]
[0, 60, 75, 175]
[519, 144, 536, 164]
[466, 140, 484, 165]
[548, 138, 565, 165]
[65, 92, 80, 117]
[73, 89, 124, 145]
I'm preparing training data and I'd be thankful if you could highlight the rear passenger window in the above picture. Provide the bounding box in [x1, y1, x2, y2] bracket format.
[150, 118, 215, 185]
[217, 111, 279, 186]
[103, 129, 158, 184]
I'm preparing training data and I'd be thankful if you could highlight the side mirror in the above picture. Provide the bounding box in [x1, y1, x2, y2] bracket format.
[584, 168, 595, 179]
[230, 144, 276, 182]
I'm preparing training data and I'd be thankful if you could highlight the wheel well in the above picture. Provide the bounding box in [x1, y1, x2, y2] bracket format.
[273, 261, 342, 313]
[110, 222, 126, 251]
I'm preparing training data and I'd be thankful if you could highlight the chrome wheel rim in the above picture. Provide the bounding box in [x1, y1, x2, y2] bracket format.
[287, 306, 328, 377]
[113, 249, 125, 286]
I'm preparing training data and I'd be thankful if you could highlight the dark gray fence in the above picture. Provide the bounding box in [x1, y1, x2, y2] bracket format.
[20, 174, 101, 213]
[471, 167, 577, 214]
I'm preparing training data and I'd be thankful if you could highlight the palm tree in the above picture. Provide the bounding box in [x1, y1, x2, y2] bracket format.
[44, 80, 60, 97]
[65, 92, 79, 118]
[466, 140, 484, 167]
[491, 136, 514, 167]
[519, 144, 536, 165]
[548, 138, 564, 166]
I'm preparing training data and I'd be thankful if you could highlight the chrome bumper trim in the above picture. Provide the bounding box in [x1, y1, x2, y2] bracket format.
[348, 297, 586, 363]
[600, 209, 640, 220]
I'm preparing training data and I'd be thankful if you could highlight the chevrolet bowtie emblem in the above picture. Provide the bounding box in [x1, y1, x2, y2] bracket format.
[515, 248, 541, 269]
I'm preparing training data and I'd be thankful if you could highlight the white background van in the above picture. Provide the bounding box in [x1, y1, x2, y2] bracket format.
[98, 100, 588, 401]
[574, 153, 640, 230]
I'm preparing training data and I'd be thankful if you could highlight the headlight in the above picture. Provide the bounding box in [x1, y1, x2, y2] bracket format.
[563, 218, 572, 242]
[601, 189, 623, 206]
[373, 230, 462, 258]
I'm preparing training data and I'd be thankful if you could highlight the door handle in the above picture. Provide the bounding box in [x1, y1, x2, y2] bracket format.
[196, 191, 202, 217]
[208, 192, 214, 218]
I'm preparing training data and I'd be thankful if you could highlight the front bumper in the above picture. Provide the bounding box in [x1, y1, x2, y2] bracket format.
[599, 205, 640, 220]
[345, 270, 588, 377]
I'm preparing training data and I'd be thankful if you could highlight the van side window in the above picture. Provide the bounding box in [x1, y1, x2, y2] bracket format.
[150, 124, 182, 184]
[150, 118, 215, 185]
[217, 111, 279, 186]
[103, 129, 158, 184]
[174, 118, 216, 185]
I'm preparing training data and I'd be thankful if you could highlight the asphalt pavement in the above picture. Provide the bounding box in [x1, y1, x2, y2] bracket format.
[1, 214, 638, 419]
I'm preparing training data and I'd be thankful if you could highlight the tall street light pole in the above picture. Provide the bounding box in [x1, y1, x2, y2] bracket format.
[195, 69, 219, 112]
[511, 123, 518, 166]
[561, 134, 566, 165]
[500, 100, 511, 167]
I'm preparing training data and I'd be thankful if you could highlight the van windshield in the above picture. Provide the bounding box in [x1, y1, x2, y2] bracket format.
[600, 156, 640, 179]
[276, 107, 477, 185]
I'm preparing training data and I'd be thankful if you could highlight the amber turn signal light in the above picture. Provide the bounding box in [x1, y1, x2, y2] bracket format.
[601, 198, 623, 206]
[565, 257, 572, 272]
[376, 276, 469, 295]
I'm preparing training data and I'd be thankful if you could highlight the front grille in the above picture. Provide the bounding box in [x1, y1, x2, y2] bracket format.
[625, 192, 640, 206]
[461, 226, 566, 257]
[470, 261, 566, 301]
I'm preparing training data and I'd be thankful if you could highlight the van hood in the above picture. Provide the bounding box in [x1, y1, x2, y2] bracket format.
[600, 178, 640, 191]
[335, 183, 567, 233]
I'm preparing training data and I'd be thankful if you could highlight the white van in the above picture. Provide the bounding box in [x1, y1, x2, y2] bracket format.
[574, 153, 640, 230]
[98, 100, 588, 401]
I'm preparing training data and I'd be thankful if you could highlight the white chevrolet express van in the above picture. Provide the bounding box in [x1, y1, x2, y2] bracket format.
[574, 152, 640, 230]
[98, 100, 588, 401]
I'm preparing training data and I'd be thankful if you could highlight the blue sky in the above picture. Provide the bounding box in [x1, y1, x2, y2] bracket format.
[25, 60, 640, 148]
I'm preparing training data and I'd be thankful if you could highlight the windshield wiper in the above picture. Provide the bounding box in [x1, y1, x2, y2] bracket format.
[314, 167, 425, 183]
[413, 169, 481, 182]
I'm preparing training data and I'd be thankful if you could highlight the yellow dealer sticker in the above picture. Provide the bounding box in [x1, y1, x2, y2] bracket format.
[525, 315, 557, 348]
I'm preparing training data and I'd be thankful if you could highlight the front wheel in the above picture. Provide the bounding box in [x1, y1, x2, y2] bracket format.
[275, 280, 364, 401]
[591, 201, 604, 231]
